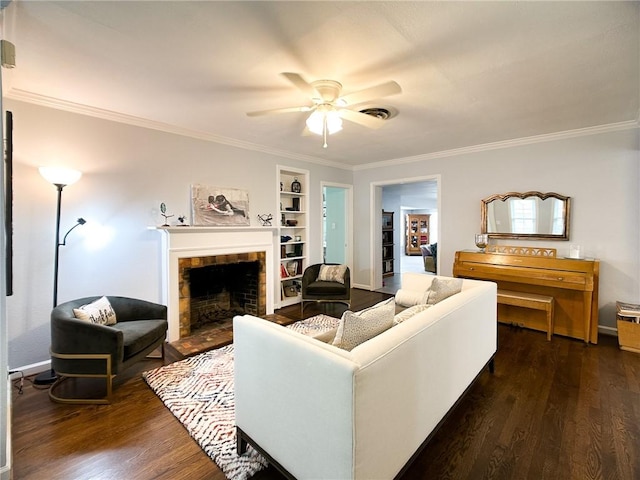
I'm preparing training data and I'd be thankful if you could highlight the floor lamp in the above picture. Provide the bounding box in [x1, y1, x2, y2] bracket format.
[34, 167, 84, 385]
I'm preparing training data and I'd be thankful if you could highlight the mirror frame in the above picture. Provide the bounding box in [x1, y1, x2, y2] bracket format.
[481, 191, 571, 240]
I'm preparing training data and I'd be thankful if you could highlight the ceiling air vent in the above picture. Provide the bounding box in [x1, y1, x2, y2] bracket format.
[358, 106, 398, 120]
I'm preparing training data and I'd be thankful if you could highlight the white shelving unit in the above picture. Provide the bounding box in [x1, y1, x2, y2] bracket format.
[277, 166, 309, 308]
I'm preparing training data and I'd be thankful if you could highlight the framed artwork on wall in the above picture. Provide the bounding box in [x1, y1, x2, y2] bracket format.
[191, 184, 250, 226]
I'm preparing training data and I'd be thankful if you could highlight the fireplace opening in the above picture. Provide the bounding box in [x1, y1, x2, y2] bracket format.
[188, 261, 260, 333]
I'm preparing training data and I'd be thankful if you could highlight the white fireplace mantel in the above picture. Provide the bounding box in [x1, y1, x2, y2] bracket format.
[155, 226, 276, 342]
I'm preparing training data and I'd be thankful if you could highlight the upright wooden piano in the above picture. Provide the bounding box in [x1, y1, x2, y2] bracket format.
[453, 249, 599, 343]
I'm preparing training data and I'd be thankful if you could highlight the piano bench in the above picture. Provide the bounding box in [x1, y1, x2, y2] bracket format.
[497, 290, 555, 341]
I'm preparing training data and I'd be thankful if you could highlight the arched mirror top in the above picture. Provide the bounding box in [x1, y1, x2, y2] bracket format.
[481, 191, 571, 240]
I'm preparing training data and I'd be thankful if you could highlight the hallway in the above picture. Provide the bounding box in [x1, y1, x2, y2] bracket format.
[378, 254, 431, 294]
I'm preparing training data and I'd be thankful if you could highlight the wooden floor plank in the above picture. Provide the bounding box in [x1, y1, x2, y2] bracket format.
[11, 289, 640, 480]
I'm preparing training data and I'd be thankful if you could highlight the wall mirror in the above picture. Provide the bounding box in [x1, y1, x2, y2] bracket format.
[481, 191, 570, 240]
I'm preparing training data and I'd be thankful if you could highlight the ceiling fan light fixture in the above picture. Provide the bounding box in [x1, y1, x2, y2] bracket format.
[306, 107, 342, 136]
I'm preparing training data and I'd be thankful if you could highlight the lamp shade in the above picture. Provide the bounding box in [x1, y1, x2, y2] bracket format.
[306, 107, 343, 136]
[39, 167, 82, 186]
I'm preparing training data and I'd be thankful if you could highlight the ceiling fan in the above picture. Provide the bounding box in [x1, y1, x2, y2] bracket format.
[247, 73, 402, 148]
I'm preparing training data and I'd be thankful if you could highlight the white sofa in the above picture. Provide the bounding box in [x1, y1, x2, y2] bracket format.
[234, 273, 497, 479]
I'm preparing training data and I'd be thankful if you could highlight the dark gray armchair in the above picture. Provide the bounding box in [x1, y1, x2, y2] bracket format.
[420, 243, 437, 274]
[301, 263, 351, 315]
[49, 296, 168, 404]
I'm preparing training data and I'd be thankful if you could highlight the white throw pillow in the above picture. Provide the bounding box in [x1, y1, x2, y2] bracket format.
[426, 278, 463, 305]
[393, 304, 431, 325]
[73, 296, 117, 325]
[317, 264, 347, 284]
[394, 288, 425, 307]
[332, 298, 394, 351]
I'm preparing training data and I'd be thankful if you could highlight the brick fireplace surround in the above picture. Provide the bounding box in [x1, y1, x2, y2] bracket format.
[157, 227, 275, 342]
[178, 251, 266, 338]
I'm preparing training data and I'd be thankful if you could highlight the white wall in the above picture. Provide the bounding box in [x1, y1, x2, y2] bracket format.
[5, 98, 639, 369]
[354, 128, 640, 330]
[5, 99, 351, 369]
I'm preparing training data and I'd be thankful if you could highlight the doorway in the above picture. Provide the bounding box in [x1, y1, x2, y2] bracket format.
[321, 183, 353, 269]
[370, 176, 440, 293]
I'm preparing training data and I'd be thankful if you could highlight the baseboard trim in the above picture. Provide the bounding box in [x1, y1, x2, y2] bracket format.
[598, 325, 617, 336]
[9, 359, 51, 379]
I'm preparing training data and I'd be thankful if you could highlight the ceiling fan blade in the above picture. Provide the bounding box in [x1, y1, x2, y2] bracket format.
[246, 105, 313, 117]
[339, 81, 402, 106]
[339, 109, 387, 129]
[281, 72, 317, 97]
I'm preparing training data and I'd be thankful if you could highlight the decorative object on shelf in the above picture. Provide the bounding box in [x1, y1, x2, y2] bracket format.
[286, 260, 299, 277]
[191, 185, 250, 226]
[280, 182, 283, 191]
[159, 203, 174, 226]
[295, 235, 302, 242]
[292, 197, 300, 211]
[280, 235, 292, 242]
[177, 215, 189, 226]
[283, 284, 298, 297]
[475, 233, 488, 253]
[286, 219, 298, 226]
[291, 177, 301, 193]
[257, 214, 273, 226]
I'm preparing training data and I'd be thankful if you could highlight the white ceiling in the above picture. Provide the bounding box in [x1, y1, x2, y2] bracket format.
[2, 1, 639, 169]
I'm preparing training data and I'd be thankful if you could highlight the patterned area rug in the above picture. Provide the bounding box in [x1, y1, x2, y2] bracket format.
[143, 314, 339, 480]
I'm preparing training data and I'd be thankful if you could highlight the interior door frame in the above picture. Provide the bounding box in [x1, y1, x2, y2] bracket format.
[320, 181, 353, 273]
[369, 175, 441, 290]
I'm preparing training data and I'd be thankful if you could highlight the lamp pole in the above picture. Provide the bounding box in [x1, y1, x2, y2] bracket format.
[35, 167, 84, 385]
[52, 184, 64, 307]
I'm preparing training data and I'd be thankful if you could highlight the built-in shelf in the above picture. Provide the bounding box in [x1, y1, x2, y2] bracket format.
[277, 166, 309, 308]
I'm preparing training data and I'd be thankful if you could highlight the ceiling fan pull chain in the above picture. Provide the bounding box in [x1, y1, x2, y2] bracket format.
[322, 115, 328, 148]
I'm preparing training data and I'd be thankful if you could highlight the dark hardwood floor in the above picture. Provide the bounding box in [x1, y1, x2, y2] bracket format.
[11, 289, 640, 480]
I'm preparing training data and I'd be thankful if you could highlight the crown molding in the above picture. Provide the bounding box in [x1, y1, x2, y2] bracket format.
[6, 88, 637, 173]
[4, 88, 353, 171]
[354, 119, 640, 171]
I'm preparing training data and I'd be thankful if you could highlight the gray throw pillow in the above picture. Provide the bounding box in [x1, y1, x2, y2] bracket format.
[426, 278, 463, 305]
[317, 264, 347, 284]
[332, 298, 394, 351]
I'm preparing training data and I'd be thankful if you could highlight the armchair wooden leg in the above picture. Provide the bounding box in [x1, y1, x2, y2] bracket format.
[146, 342, 165, 360]
[237, 426, 248, 455]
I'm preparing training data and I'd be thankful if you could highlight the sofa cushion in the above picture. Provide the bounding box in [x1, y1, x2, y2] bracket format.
[305, 281, 347, 295]
[73, 296, 117, 325]
[393, 304, 431, 324]
[112, 319, 167, 359]
[332, 298, 394, 351]
[426, 277, 463, 304]
[317, 264, 347, 284]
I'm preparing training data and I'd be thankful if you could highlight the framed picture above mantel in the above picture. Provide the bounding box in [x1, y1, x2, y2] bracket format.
[191, 185, 250, 226]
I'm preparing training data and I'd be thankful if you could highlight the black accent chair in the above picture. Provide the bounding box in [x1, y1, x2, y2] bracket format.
[301, 263, 351, 315]
[49, 296, 168, 404]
